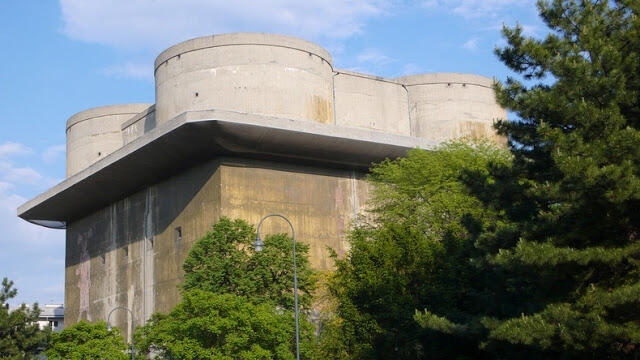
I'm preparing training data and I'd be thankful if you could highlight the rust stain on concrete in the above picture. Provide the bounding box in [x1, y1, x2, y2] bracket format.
[308, 95, 333, 124]
[65, 157, 369, 334]
[75, 229, 92, 321]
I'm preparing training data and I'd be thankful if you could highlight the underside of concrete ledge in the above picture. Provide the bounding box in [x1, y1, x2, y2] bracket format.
[18, 109, 437, 226]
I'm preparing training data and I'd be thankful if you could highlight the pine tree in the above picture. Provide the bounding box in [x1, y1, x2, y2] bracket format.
[0, 278, 50, 359]
[418, 1, 640, 358]
[323, 142, 511, 359]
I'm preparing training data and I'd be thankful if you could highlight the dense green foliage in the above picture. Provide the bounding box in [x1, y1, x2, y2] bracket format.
[0, 277, 49, 359]
[137, 217, 317, 359]
[182, 217, 315, 309]
[415, 0, 640, 358]
[46, 320, 129, 360]
[323, 2, 640, 358]
[135, 290, 316, 360]
[321, 142, 510, 359]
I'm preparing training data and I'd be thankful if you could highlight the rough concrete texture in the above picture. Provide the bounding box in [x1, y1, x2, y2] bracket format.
[334, 70, 410, 135]
[396, 73, 507, 143]
[64, 34, 507, 180]
[154, 33, 335, 125]
[65, 157, 369, 339]
[121, 105, 156, 145]
[66, 104, 151, 177]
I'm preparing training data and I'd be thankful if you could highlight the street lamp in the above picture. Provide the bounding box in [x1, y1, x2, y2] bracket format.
[253, 214, 300, 360]
[107, 306, 135, 360]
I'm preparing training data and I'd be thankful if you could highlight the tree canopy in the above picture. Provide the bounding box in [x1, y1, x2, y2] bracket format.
[182, 217, 316, 309]
[415, 0, 640, 358]
[323, 2, 640, 358]
[46, 320, 129, 360]
[0, 277, 49, 359]
[135, 290, 316, 360]
[136, 217, 317, 359]
[321, 141, 511, 359]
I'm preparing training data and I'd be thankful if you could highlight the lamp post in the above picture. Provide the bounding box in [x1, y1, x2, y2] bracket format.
[107, 306, 135, 360]
[253, 214, 300, 360]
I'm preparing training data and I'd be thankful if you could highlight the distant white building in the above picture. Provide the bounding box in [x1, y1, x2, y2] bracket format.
[7, 304, 64, 332]
[38, 304, 64, 331]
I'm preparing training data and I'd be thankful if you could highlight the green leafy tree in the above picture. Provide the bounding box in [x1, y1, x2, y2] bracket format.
[417, 1, 640, 358]
[182, 217, 315, 309]
[137, 217, 318, 359]
[0, 277, 49, 359]
[135, 290, 316, 360]
[45, 320, 129, 359]
[322, 141, 510, 359]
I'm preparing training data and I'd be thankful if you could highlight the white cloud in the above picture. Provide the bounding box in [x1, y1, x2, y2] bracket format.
[0, 167, 64, 303]
[425, 0, 532, 19]
[400, 63, 422, 76]
[0, 183, 25, 214]
[41, 284, 65, 295]
[0, 142, 32, 158]
[463, 37, 479, 51]
[42, 145, 66, 164]
[102, 62, 154, 80]
[0, 161, 43, 185]
[0, 142, 59, 187]
[422, 0, 439, 9]
[60, 0, 394, 51]
[0, 144, 65, 305]
[490, 22, 539, 36]
[355, 48, 394, 66]
[0, 181, 13, 193]
[520, 24, 539, 37]
[0, 142, 45, 185]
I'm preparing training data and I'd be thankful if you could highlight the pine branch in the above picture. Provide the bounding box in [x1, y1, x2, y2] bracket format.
[490, 239, 640, 266]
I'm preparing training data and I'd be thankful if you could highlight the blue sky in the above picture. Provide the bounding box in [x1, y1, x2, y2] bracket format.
[0, 0, 545, 305]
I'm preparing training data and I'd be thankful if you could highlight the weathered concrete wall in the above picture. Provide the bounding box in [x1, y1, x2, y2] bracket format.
[154, 33, 335, 126]
[65, 157, 369, 338]
[65, 35, 508, 174]
[121, 105, 156, 145]
[66, 104, 151, 177]
[334, 70, 410, 136]
[219, 161, 370, 269]
[396, 73, 507, 143]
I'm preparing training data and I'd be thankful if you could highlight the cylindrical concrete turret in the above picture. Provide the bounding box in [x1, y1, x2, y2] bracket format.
[66, 104, 151, 177]
[396, 73, 506, 143]
[154, 33, 334, 126]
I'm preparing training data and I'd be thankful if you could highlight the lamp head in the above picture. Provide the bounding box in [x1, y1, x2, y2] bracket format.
[253, 235, 264, 252]
[107, 324, 112, 332]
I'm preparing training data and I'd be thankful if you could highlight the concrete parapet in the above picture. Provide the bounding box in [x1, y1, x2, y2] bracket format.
[64, 36, 508, 176]
[334, 70, 410, 136]
[66, 104, 151, 177]
[396, 73, 507, 143]
[154, 33, 335, 126]
[122, 105, 156, 145]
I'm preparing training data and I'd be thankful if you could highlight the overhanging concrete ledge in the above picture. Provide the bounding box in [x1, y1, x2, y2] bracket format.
[18, 109, 437, 225]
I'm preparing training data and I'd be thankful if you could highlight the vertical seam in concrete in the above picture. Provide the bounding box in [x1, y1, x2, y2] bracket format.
[143, 188, 151, 321]
[142, 186, 156, 324]
[332, 72, 338, 125]
[351, 171, 358, 222]
[143, 194, 147, 322]
[402, 84, 413, 137]
[109, 204, 116, 310]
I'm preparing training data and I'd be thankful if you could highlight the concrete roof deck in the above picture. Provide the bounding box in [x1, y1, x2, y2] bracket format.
[18, 109, 437, 227]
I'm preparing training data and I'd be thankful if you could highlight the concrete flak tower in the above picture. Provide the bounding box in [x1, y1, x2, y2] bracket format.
[154, 33, 335, 125]
[19, 33, 506, 337]
[66, 104, 152, 177]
